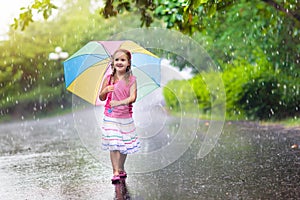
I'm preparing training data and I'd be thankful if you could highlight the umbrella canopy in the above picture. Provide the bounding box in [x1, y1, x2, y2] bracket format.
[63, 40, 161, 105]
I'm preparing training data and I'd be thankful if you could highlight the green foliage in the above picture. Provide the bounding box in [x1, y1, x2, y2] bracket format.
[190, 74, 210, 113]
[163, 82, 180, 112]
[101, 0, 300, 35]
[163, 49, 300, 120]
[1, 0, 143, 120]
[101, 0, 155, 27]
[158, 0, 300, 121]
[154, 0, 188, 29]
[0, 22, 70, 118]
[239, 72, 300, 120]
[197, 0, 300, 71]
[150, 0, 300, 77]
[163, 79, 200, 113]
[163, 72, 224, 117]
[12, 0, 58, 30]
[221, 61, 251, 118]
[5, 0, 300, 122]
[12, 0, 300, 36]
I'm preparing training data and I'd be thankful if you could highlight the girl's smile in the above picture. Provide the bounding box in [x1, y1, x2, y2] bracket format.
[114, 53, 129, 72]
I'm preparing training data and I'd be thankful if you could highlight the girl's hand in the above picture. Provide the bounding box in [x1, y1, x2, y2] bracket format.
[106, 85, 114, 93]
[99, 76, 114, 101]
[110, 100, 120, 107]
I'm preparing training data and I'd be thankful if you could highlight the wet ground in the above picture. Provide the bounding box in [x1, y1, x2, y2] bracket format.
[0, 110, 300, 200]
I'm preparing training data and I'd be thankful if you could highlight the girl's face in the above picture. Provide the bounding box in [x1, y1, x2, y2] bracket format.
[113, 52, 130, 73]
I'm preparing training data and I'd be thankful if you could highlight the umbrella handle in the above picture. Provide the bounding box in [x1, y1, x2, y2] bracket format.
[108, 75, 115, 113]
[108, 108, 114, 113]
[108, 92, 114, 114]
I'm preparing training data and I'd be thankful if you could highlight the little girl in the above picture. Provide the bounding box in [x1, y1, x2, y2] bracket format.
[99, 49, 140, 183]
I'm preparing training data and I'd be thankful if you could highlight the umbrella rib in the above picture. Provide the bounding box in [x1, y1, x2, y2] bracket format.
[66, 53, 110, 61]
[66, 58, 110, 87]
[99, 42, 114, 58]
[132, 65, 161, 86]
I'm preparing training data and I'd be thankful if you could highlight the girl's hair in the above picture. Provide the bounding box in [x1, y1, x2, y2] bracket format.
[110, 49, 132, 84]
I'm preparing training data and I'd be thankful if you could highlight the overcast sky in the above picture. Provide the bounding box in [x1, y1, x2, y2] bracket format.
[1, 1, 31, 38]
[0, 0, 64, 40]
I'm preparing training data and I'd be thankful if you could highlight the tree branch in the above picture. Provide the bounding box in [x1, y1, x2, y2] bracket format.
[261, 0, 300, 25]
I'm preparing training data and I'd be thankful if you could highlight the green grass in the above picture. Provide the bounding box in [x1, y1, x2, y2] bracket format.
[260, 117, 300, 128]
[166, 109, 299, 128]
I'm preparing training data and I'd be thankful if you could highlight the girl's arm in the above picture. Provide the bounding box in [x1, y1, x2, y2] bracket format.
[99, 76, 114, 101]
[110, 80, 137, 107]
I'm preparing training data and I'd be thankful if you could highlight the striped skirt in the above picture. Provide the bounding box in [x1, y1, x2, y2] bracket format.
[101, 116, 140, 154]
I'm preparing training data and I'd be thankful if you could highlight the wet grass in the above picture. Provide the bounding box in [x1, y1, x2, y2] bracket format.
[165, 109, 300, 131]
[260, 117, 300, 129]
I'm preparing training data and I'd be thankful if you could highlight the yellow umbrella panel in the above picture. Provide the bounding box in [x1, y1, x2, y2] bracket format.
[67, 58, 110, 105]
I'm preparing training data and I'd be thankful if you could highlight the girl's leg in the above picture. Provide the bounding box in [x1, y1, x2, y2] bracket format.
[119, 153, 127, 172]
[110, 151, 121, 175]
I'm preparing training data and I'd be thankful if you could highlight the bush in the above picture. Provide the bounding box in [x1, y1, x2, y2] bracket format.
[163, 53, 300, 121]
[163, 72, 224, 117]
[163, 79, 201, 114]
[221, 59, 254, 119]
[239, 73, 300, 120]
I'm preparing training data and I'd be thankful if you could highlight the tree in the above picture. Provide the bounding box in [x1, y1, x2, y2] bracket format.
[1, 0, 145, 120]
[7, 0, 300, 121]
[197, 0, 300, 73]
[13, 0, 300, 35]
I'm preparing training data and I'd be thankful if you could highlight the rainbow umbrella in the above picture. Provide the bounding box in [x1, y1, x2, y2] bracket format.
[63, 40, 161, 105]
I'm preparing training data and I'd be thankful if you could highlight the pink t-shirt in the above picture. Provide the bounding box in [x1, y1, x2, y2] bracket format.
[104, 75, 136, 118]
